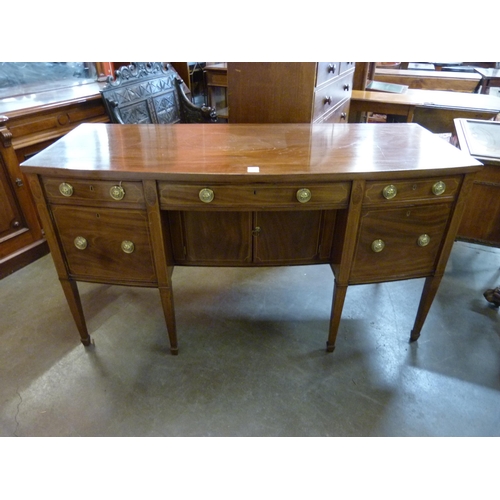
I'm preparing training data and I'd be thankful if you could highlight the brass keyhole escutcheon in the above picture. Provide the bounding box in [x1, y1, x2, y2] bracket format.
[59, 182, 74, 197]
[382, 184, 397, 200]
[432, 181, 446, 196]
[110, 185, 125, 200]
[371, 239, 385, 253]
[74, 236, 88, 250]
[418, 234, 430, 247]
[121, 240, 135, 254]
[199, 188, 214, 203]
[252, 226, 261, 235]
[296, 188, 312, 203]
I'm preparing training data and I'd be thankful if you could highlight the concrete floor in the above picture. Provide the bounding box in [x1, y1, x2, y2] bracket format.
[1, 240, 499, 437]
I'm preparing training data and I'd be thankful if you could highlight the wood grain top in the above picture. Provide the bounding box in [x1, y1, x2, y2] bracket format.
[351, 89, 500, 111]
[21, 123, 482, 182]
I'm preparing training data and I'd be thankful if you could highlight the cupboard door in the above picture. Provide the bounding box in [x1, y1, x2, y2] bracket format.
[253, 211, 326, 265]
[171, 211, 253, 265]
[350, 204, 452, 283]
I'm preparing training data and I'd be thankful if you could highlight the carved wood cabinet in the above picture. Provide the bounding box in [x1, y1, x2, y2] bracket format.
[20, 123, 481, 355]
[227, 62, 355, 123]
[0, 83, 109, 278]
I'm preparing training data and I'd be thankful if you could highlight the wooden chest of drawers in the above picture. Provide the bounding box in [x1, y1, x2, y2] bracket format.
[21, 122, 482, 355]
[227, 62, 355, 124]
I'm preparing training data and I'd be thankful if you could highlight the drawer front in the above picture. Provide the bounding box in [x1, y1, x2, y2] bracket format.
[206, 71, 228, 86]
[350, 203, 452, 283]
[314, 100, 350, 124]
[364, 176, 461, 205]
[159, 183, 350, 209]
[339, 62, 355, 74]
[43, 178, 145, 206]
[51, 205, 156, 282]
[313, 72, 353, 120]
[316, 62, 341, 87]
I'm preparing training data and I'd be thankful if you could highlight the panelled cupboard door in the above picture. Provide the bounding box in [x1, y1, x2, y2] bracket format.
[168, 210, 335, 266]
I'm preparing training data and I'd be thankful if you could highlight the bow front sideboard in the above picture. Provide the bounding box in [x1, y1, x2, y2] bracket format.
[20, 123, 482, 355]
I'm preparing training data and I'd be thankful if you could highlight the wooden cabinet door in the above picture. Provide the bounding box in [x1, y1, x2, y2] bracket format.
[253, 211, 328, 265]
[350, 204, 452, 283]
[168, 210, 334, 266]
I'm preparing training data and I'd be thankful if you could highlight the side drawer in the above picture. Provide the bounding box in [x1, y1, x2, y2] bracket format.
[51, 205, 156, 283]
[159, 182, 351, 209]
[364, 176, 461, 206]
[350, 203, 452, 283]
[42, 178, 145, 206]
[313, 72, 353, 121]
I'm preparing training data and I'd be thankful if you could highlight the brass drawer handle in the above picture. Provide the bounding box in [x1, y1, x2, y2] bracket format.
[432, 181, 446, 196]
[371, 239, 385, 253]
[199, 188, 214, 203]
[110, 185, 125, 200]
[417, 234, 430, 247]
[121, 240, 135, 254]
[74, 236, 87, 250]
[296, 188, 312, 203]
[382, 184, 397, 200]
[59, 182, 74, 197]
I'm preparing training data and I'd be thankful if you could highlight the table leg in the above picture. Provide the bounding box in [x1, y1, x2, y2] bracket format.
[59, 277, 91, 346]
[159, 286, 178, 355]
[410, 275, 443, 341]
[326, 281, 348, 352]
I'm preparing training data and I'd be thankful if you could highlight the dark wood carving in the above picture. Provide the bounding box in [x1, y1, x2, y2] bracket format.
[100, 62, 217, 124]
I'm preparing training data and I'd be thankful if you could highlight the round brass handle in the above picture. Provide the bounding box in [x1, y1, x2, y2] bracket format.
[59, 182, 74, 197]
[199, 188, 214, 203]
[371, 239, 385, 253]
[382, 184, 397, 200]
[296, 188, 312, 203]
[432, 181, 446, 196]
[74, 236, 88, 250]
[110, 185, 125, 200]
[418, 234, 431, 247]
[121, 240, 135, 254]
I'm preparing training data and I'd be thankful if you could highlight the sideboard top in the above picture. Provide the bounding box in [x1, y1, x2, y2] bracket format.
[21, 123, 482, 181]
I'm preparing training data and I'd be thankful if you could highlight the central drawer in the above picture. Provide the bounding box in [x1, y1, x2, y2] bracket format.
[159, 182, 350, 210]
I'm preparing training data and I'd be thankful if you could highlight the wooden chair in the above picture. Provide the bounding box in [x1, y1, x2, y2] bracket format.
[100, 62, 217, 124]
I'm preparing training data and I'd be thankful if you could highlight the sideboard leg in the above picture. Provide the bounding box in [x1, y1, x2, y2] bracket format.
[59, 278, 91, 346]
[326, 281, 348, 352]
[159, 286, 178, 355]
[410, 275, 443, 342]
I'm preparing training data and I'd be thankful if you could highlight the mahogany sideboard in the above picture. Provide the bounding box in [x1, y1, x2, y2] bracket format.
[0, 82, 109, 278]
[20, 122, 482, 355]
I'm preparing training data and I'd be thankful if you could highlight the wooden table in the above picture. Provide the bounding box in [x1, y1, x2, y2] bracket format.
[374, 68, 481, 93]
[454, 119, 500, 247]
[20, 123, 481, 355]
[350, 89, 500, 133]
[474, 67, 500, 94]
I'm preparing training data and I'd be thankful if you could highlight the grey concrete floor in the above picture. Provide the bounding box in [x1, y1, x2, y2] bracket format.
[1, 241, 499, 437]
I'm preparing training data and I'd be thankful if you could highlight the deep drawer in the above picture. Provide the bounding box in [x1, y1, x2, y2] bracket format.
[51, 205, 156, 283]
